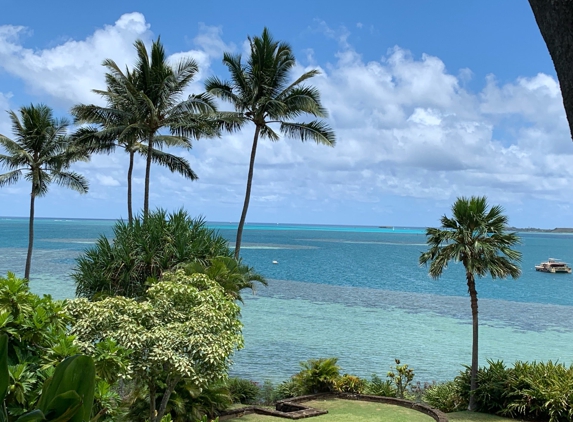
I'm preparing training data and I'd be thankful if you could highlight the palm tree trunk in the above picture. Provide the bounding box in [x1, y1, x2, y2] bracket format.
[467, 273, 479, 411]
[235, 125, 261, 259]
[144, 135, 153, 218]
[24, 190, 36, 280]
[127, 150, 134, 224]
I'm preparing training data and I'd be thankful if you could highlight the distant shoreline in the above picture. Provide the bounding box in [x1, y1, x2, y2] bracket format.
[1, 217, 572, 233]
[507, 227, 573, 233]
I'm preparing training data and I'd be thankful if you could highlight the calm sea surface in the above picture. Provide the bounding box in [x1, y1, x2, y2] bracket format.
[1, 217, 573, 383]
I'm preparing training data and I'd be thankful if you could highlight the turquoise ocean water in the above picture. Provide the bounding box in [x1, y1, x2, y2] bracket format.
[1, 217, 573, 383]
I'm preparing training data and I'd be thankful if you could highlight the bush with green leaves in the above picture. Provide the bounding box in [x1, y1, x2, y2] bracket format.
[333, 375, 367, 394]
[365, 374, 396, 397]
[274, 379, 302, 401]
[73, 209, 234, 299]
[227, 378, 259, 404]
[423, 360, 573, 421]
[125, 379, 232, 422]
[67, 270, 243, 422]
[292, 358, 340, 395]
[423, 381, 465, 413]
[0, 273, 80, 419]
[503, 361, 573, 422]
[1, 333, 96, 422]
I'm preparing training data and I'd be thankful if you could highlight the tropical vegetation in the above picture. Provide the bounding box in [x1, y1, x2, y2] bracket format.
[67, 270, 243, 422]
[1, 24, 569, 422]
[205, 27, 336, 258]
[73, 209, 265, 300]
[419, 196, 521, 411]
[0, 104, 89, 279]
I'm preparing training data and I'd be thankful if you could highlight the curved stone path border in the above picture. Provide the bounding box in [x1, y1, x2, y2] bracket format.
[219, 392, 448, 421]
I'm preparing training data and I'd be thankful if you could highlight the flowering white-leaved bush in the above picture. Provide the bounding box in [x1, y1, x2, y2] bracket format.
[66, 270, 243, 390]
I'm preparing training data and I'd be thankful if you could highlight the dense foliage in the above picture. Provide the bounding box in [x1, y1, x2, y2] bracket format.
[67, 270, 243, 422]
[0, 273, 79, 419]
[423, 360, 573, 421]
[73, 209, 233, 299]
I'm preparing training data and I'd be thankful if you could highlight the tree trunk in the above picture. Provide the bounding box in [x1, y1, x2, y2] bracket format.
[467, 272, 479, 411]
[529, 0, 573, 139]
[235, 125, 261, 259]
[148, 378, 156, 422]
[155, 375, 180, 422]
[127, 150, 134, 224]
[24, 189, 36, 280]
[143, 135, 154, 218]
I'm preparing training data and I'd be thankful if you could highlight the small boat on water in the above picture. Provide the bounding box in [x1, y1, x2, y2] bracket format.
[535, 258, 572, 274]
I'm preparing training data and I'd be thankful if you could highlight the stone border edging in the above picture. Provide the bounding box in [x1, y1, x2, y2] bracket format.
[219, 392, 448, 421]
[336, 393, 448, 422]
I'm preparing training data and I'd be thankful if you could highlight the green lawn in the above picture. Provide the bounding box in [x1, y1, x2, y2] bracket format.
[447, 412, 525, 421]
[225, 400, 527, 422]
[226, 398, 435, 421]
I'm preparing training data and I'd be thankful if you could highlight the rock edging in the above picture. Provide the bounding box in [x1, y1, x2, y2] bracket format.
[219, 392, 448, 421]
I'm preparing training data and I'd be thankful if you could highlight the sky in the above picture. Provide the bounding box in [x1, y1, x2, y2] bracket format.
[0, 0, 571, 228]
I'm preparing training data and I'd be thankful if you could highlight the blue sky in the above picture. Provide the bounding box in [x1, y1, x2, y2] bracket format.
[0, 1, 571, 228]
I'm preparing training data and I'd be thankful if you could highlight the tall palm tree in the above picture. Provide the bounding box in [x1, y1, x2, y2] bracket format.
[84, 37, 220, 217]
[72, 66, 199, 223]
[205, 27, 336, 258]
[419, 196, 521, 411]
[0, 104, 89, 279]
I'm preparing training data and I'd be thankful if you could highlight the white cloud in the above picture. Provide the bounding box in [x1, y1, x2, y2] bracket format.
[0, 14, 572, 226]
[0, 13, 151, 106]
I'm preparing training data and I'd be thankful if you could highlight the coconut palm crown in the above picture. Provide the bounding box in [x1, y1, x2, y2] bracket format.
[72, 61, 199, 223]
[205, 27, 336, 258]
[419, 196, 521, 411]
[0, 104, 89, 279]
[74, 37, 222, 218]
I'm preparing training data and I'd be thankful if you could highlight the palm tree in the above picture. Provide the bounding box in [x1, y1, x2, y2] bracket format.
[205, 27, 336, 258]
[0, 104, 89, 279]
[182, 256, 267, 302]
[72, 67, 199, 224]
[419, 196, 521, 411]
[83, 37, 220, 218]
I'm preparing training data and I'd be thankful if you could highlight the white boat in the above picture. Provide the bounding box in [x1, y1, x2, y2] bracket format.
[535, 258, 572, 274]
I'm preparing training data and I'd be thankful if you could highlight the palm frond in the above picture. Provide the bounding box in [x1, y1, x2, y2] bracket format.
[52, 171, 89, 194]
[279, 121, 335, 146]
[146, 149, 198, 180]
[0, 170, 22, 187]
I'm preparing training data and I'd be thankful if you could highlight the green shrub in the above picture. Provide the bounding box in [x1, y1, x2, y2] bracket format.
[125, 380, 232, 422]
[334, 374, 367, 394]
[455, 360, 509, 413]
[452, 360, 573, 421]
[73, 209, 233, 299]
[292, 358, 340, 395]
[365, 374, 396, 397]
[274, 379, 302, 400]
[423, 381, 466, 413]
[257, 380, 278, 405]
[0, 273, 80, 418]
[503, 361, 573, 422]
[227, 378, 259, 404]
[387, 359, 415, 399]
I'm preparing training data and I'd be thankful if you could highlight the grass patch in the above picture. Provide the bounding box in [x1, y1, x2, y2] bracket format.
[447, 411, 526, 421]
[225, 397, 434, 421]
